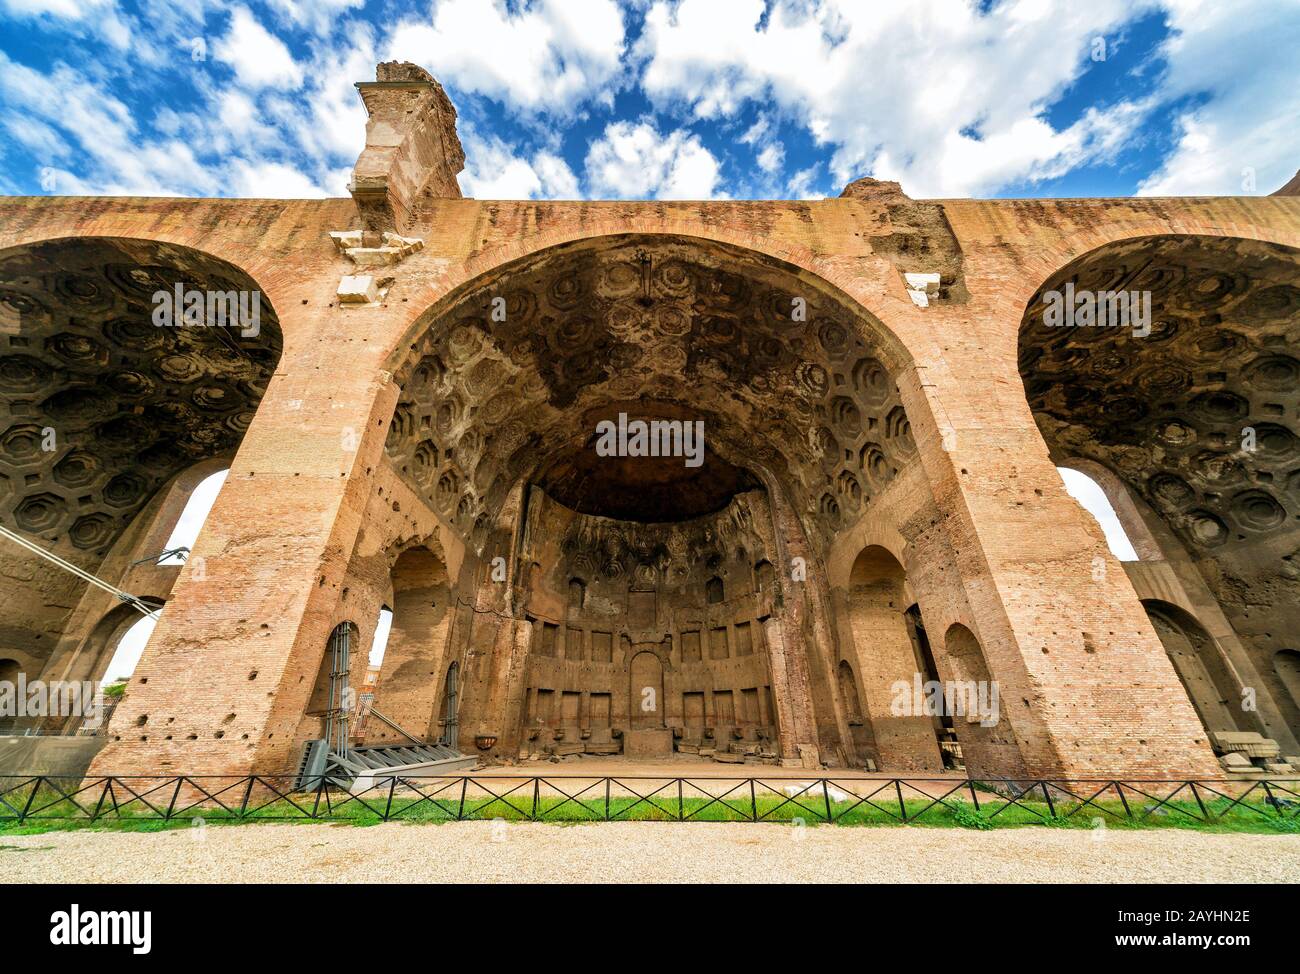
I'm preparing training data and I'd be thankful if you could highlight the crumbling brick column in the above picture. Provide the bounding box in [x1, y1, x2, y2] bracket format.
[894, 352, 1221, 779]
[88, 305, 400, 778]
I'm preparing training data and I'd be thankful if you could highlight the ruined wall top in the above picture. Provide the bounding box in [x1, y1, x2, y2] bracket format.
[839, 176, 910, 203]
[1272, 169, 1300, 196]
[349, 60, 466, 233]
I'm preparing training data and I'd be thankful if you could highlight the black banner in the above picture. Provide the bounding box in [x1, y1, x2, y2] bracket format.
[6, 883, 1282, 958]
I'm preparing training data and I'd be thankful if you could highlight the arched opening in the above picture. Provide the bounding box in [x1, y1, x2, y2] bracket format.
[1276, 650, 1300, 711]
[101, 612, 158, 685]
[567, 578, 586, 610]
[89, 610, 163, 733]
[941, 623, 1015, 774]
[629, 651, 664, 730]
[368, 545, 451, 743]
[1058, 466, 1138, 561]
[1143, 600, 1252, 742]
[437, 660, 459, 747]
[835, 657, 876, 768]
[845, 546, 943, 772]
[383, 233, 926, 767]
[303, 622, 358, 754]
[157, 468, 229, 565]
[0, 236, 282, 705]
[1020, 235, 1300, 745]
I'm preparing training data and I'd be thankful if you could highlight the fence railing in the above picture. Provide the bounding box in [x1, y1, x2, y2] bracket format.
[2, 774, 1297, 826]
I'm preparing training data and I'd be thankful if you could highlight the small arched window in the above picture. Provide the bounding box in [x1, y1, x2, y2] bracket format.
[568, 578, 586, 609]
[705, 576, 724, 604]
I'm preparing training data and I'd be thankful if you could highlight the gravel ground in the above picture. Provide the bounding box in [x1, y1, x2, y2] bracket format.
[3, 823, 1298, 883]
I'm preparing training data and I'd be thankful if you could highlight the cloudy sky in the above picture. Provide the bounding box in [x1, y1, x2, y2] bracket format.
[0, 0, 1296, 201]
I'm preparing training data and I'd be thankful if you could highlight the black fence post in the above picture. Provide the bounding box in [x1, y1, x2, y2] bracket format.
[382, 776, 396, 821]
[1115, 781, 1132, 819]
[164, 777, 183, 821]
[749, 778, 757, 822]
[1040, 780, 1056, 819]
[89, 777, 110, 822]
[17, 776, 42, 824]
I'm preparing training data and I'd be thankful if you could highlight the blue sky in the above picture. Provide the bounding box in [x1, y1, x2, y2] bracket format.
[0, 0, 1297, 201]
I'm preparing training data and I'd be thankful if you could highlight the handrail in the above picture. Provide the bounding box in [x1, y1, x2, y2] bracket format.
[362, 707, 427, 747]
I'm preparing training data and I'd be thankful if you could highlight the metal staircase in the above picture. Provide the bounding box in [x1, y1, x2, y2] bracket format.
[292, 624, 476, 793]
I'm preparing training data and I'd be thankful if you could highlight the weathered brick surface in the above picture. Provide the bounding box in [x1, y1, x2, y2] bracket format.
[0, 187, 1293, 781]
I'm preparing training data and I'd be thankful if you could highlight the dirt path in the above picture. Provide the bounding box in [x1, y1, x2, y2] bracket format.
[4, 822, 1298, 883]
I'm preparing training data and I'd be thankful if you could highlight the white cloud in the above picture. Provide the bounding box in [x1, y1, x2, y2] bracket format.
[459, 126, 580, 199]
[1, 0, 130, 48]
[3, 114, 71, 161]
[230, 159, 328, 198]
[0, 49, 329, 198]
[585, 119, 722, 199]
[265, 28, 375, 168]
[386, 0, 626, 114]
[215, 5, 304, 90]
[2, 0, 99, 13]
[1137, 0, 1300, 196]
[636, 0, 1155, 197]
[786, 163, 824, 200]
[756, 142, 783, 174]
[265, 0, 364, 35]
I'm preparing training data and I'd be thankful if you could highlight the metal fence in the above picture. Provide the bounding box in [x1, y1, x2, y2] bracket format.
[2, 774, 1298, 826]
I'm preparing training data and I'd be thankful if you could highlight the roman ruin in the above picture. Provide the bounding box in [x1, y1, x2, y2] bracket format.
[1, 62, 1298, 782]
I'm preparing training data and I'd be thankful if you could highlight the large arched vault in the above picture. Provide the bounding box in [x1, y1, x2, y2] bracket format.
[386, 234, 918, 549]
[1020, 234, 1300, 748]
[0, 237, 282, 669]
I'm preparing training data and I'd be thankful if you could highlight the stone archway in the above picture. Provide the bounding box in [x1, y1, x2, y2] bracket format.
[844, 546, 944, 772]
[367, 544, 453, 743]
[835, 658, 876, 766]
[0, 236, 283, 694]
[1018, 235, 1300, 746]
[381, 233, 933, 768]
[1143, 600, 1251, 740]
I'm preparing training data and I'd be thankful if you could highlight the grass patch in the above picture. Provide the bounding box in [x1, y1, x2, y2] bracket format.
[1, 782, 1296, 836]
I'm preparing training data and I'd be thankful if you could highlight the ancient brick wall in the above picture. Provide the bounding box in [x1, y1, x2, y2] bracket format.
[0, 186, 1294, 780]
